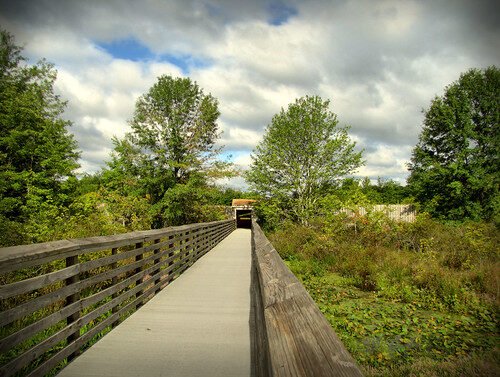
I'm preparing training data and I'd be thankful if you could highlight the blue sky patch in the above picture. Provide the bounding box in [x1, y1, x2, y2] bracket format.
[97, 38, 210, 74]
[267, 1, 298, 26]
[161, 54, 189, 73]
[159, 54, 211, 74]
[220, 150, 252, 162]
[97, 38, 154, 61]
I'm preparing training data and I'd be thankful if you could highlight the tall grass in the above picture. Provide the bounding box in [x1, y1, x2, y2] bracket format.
[268, 214, 499, 375]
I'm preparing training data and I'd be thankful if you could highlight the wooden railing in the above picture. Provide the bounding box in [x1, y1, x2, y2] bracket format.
[0, 219, 235, 377]
[251, 220, 363, 377]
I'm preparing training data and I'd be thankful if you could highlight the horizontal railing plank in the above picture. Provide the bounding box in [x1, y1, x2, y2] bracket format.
[0, 246, 186, 353]
[0, 221, 232, 273]
[251, 220, 363, 377]
[0, 223, 230, 326]
[0, 219, 236, 376]
[0, 241, 80, 274]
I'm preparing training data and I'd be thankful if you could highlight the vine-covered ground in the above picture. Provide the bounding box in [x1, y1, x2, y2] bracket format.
[268, 215, 499, 376]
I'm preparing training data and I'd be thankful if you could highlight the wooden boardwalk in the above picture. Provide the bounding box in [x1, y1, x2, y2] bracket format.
[58, 229, 252, 377]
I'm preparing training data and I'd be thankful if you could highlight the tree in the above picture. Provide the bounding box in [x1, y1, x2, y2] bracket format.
[109, 75, 230, 227]
[360, 177, 410, 204]
[129, 75, 221, 187]
[245, 95, 363, 223]
[407, 66, 499, 221]
[0, 30, 80, 244]
[102, 137, 145, 197]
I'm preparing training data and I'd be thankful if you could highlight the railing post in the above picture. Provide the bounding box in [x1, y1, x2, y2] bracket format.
[111, 247, 120, 328]
[191, 229, 199, 260]
[65, 255, 80, 361]
[184, 231, 191, 266]
[153, 239, 161, 294]
[135, 241, 144, 309]
[163, 234, 175, 288]
[178, 232, 186, 270]
[209, 227, 214, 249]
[204, 225, 211, 254]
[198, 228, 204, 259]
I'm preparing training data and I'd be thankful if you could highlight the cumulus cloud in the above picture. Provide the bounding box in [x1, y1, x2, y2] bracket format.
[0, 0, 498, 187]
[52, 53, 183, 174]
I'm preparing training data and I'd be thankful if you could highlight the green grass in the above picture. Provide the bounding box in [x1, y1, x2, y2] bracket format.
[269, 216, 499, 376]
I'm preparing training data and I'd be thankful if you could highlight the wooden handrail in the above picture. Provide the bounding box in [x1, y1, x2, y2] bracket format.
[2, 218, 363, 376]
[251, 220, 363, 377]
[0, 219, 236, 377]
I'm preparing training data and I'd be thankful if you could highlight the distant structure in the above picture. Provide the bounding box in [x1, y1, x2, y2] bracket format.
[231, 199, 256, 228]
[339, 204, 417, 222]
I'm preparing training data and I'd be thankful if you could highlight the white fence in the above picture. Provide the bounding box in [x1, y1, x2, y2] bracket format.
[339, 204, 417, 223]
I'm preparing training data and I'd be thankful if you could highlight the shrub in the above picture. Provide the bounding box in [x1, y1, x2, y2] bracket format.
[266, 212, 499, 375]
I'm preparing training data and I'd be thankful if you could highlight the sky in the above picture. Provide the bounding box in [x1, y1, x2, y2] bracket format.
[0, 0, 499, 188]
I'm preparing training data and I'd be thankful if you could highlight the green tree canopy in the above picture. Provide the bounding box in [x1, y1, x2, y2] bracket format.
[0, 30, 80, 244]
[245, 95, 363, 223]
[102, 136, 145, 197]
[107, 75, 231, 227]
[407, 66, 499, 221]
[129, 75, 221, 185]
[360, 177, 409, 204]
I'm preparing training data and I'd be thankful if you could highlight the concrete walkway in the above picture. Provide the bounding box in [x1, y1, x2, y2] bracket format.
[58, 229, 252, 377]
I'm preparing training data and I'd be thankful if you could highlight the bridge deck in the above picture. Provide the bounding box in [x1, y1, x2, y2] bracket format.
[58, 229, 252, 377]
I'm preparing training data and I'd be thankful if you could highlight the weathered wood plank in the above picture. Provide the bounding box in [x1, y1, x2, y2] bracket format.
[0, 240, 80, 273]
[0, 248, 187, 374]
[134, 241, 144, 309]
[65, 255, 80, 361]
[0, 241, 179, 327]
[25, 274, 168, 377]
[0, 220, 235, 273]
[152, 239, 161, 295]
[0, 219, 236, 376]
[0, 238, 167, 299]
[250, 247, 272, 377]
[251, 221, 363, 377]
[111, 247, 120, 328]
[0, 263, 80, 300]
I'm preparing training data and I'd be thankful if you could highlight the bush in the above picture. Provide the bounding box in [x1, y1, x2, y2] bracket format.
[49, 189, 153, 240]
[0, 216, 27, 246]
[266, 212, 499, 374]
[253, 198, 288, 232]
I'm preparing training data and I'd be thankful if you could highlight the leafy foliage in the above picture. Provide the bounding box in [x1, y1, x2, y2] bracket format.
[0, 30, 80, 245]
[152, 176, 215, 226]
[101, 137, 145, 198]
[128, 75, 223, 187]
[246, 95, 363, 223]
[360, 177, 410, 204]
[268, 216, 499, 375]
[60, 188, 153, 238]
[408, 66, 500, 221]
[107, 75, 233, 228]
